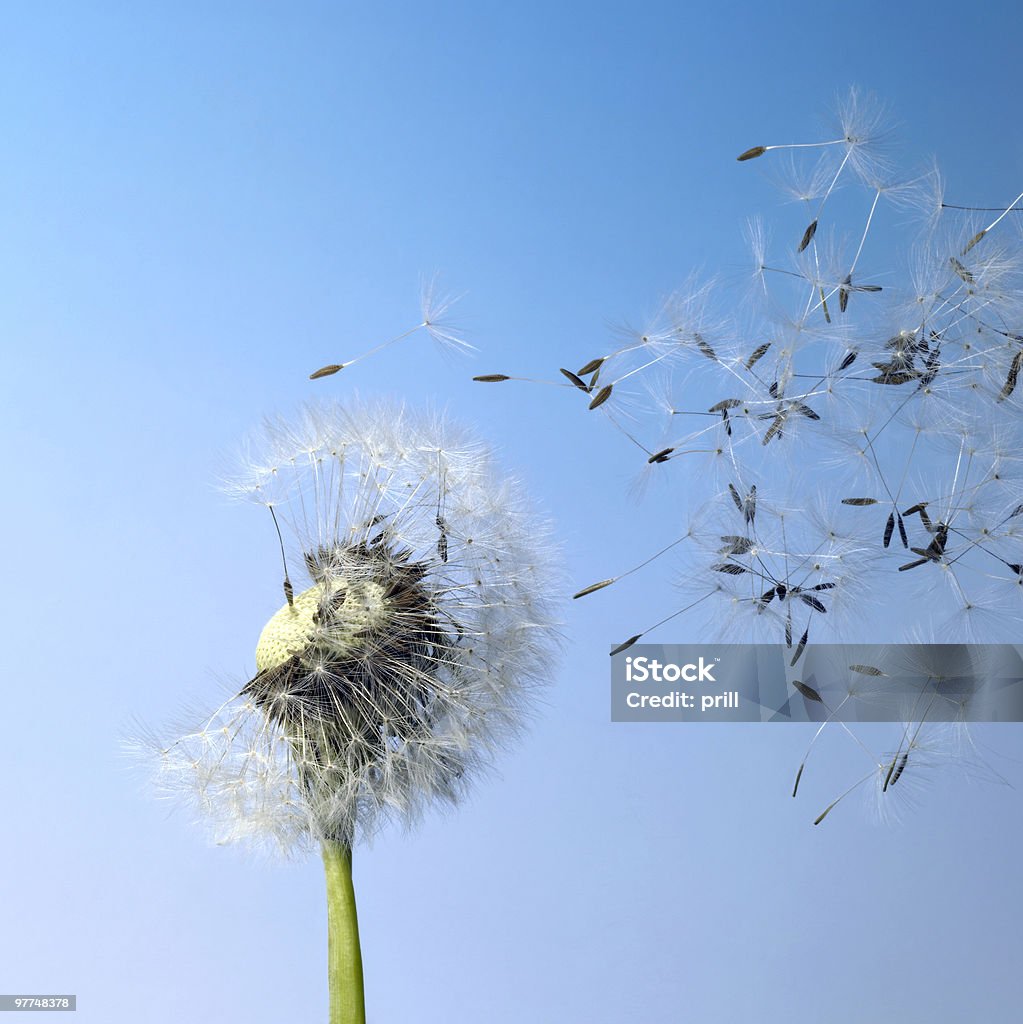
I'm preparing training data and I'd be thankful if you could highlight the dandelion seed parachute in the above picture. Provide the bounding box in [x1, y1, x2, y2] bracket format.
[156, 399, 561, 855]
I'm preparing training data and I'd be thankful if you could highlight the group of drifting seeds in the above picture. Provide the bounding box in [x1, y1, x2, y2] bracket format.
[473, 89, 1023, 650]
[157, 91, 1020, 834]
[470, 89, 1023, 820]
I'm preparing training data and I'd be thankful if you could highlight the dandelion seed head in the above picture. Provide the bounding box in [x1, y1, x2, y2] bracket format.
[152, 399, 562, 855]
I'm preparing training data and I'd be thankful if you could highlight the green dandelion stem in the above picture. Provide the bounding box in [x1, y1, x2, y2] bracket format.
[322, 840, 366, 1024]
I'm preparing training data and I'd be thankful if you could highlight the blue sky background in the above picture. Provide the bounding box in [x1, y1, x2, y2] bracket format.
[3, 3, 1023, 1022]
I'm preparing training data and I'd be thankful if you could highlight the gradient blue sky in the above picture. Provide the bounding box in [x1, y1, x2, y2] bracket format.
[3, 3, 1023, 1022]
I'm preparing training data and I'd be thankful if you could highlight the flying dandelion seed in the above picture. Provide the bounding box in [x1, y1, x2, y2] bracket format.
[309, 278, 472, 379]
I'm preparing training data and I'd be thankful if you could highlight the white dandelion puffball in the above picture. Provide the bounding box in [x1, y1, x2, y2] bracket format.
[161, 400, 561, 854]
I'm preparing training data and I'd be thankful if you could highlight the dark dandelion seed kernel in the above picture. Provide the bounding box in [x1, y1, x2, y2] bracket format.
[792, 763, 805, 798]
[883, 513, 895, 548]
[899, 558, 929, 572]
[919, 349, 941, 389]
[842, 498, 879, 506]
[436, 516, 449, 563]
[849, 664, 885, 676]
[588, 385, 613, 410]
[696, 336, 718, 361]
[709, 399, 742, 413]
[882, 757, 897, 792]
[897, 513, 908, 547]
[839, 274, 851, 313]
[763, 414, 786, 445]
[997, 351, 1023, 402]
[800, 594, 827, 613]
[797, 219, 818, 253]
[310, 364, 345, 380]
[746, 343, 771, 369]
[871, 370, 921, 385]
[610, 635, 642, 656]
[560, 368, 590, 392]
[814, 800, 838, 825]
[889, 752, 909, 787]
[838, 351, 857, 371]
[577, 357, 605, 376]
[949, 256, 975, 284]
[573, 579, 615, 599]
[712, 563, 748, 575]
[962, 229, 986, 255]
[728, 483, 744, 512]
[648, 448, 674, 464]
[473, 374, 512, 383]
[720, 535, 754, 555]
[791, 627, 809, 666]
[737, 145, 767, 161]
[793, 680, 823, 703]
